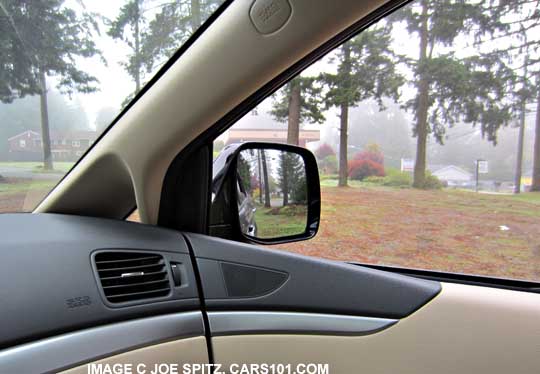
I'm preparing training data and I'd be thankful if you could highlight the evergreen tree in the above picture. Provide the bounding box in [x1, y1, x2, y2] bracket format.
[143, 0, 222, 66]
[392, 0, 514, 188]
[109, 0, 222, 103]
[481, 1, 540, 191]
[108, 0, 148, 97]
[260, 150, 271, 208]
[270, 76, 325, 145]
[276, 152, 305, 206]
[0, 0, 102, 169]
[320, 25, 403, 186]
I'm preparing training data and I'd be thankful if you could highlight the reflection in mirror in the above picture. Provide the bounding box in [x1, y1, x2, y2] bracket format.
[237, 149, 308, 239]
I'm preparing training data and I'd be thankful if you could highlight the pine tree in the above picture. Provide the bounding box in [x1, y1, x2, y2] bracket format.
[108, 0, 147, 97]
[276, 152, 304, 206]
[260, 150, 271, 208]
[0, 0, 102, 169]
[320, 25, 403, 187]
[270, 76, 325, 146]
[392, 0, 514, 188]
[109, 0, 222, 105]
[483, 1, 540, 192]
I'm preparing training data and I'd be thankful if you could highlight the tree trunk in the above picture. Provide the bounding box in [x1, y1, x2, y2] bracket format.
[257, 150, 263, 203]
[39, 70, 53, 170]
[261, 151, 271, 208]
[282, 157, 289, 206]
[191, 0, 201, 31]
[531, 83, 540, 192]
[513, 100, 526, 194]
[338, 43, 351, 187]
[338, 103, 349, 187]
[134, 0, 141, 93]
[287, 81, 301, 145]
[412, 0, 430, 189]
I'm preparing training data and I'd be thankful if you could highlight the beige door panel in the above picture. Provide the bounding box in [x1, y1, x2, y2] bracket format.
[213, 282, 540, 374]
[61, 337, 208, 374]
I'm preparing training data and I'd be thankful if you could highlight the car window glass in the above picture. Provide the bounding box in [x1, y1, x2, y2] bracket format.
[214, 0, 540, 282]
[0, 0, 225, 213]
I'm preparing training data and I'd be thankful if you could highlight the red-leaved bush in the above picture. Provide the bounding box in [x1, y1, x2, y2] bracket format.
[315, 143, 335, 160]
[352, 149, 384, 165]
[348, 159, 385, 181]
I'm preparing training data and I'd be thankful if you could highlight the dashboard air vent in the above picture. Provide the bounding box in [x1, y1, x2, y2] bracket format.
[94, 251, 171, 304]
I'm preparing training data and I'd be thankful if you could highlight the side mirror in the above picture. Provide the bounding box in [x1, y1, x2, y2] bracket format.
[210, 142, 320, 245]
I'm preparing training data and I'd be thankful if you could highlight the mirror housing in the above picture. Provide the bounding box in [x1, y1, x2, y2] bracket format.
[210, 142, 320, 245]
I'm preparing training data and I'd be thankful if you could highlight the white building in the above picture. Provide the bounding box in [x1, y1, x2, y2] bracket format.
[432, 165, 473, 185]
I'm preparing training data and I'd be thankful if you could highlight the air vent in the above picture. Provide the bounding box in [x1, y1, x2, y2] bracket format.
[94, 251, 171, 304]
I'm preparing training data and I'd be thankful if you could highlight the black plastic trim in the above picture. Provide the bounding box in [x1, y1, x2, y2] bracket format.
[182, 233, 215, 367]
[185, 233, 441, 319]
[357, 263, 540, 294]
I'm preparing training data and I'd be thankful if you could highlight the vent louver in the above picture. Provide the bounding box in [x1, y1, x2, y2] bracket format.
[94, 251, 171, 304]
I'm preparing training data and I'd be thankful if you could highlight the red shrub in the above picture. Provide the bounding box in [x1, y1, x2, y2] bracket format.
[348, 159, 385, 180]
[352, 150, 384, 165]
[315, 143, 335, 159]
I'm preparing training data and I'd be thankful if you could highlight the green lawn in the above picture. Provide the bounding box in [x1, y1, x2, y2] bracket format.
[0, 161, 74, 173]
[254, 204, 307, 238]
[276, 185, 540, 282]
[0, 180, 56, 193]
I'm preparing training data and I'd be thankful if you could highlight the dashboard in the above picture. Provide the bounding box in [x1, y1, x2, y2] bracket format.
[0, 213, 440, 372]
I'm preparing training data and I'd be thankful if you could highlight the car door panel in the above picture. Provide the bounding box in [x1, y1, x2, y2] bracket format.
[182, 234, 540, 373]
[0, 313, 206, 373]
[60, 337, 208, 374]
[211, 283, 540, 373]
[2, 214, 539, 373]
[186, 233, 440, 318]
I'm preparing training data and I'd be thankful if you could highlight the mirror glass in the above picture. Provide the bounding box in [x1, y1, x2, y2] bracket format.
[236, 148, 308, 239]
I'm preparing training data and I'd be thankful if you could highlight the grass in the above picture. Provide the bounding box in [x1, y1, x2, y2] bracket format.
[0, 179, 57, 212]
[0, 161, 74, 173]
[1, 168, 539, 281]
[276, 185, 540, 282]
[254, 204, 307, 238]
[0, 180, 56, 193]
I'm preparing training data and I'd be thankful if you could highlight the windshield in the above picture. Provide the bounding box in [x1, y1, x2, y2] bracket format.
[0, 0, 225, 213]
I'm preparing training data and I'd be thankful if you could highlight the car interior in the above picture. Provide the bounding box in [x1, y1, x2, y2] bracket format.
[1, 0, 539, 373]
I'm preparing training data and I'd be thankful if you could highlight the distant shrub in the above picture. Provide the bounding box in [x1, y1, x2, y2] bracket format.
[352, 148, 384, 165]
[318, 155, 338, 174]
[319, 174, 338, 181]
[278, 204, 308, 217]
[361, 167, 441, 189]
[421, 172, 444, 190]
[315, 143, 335, 159]
[364, 176, 385, 184]
[382, 168, 412, 187]
[348, 159, 385, 181]
[364, 169, 411, 187]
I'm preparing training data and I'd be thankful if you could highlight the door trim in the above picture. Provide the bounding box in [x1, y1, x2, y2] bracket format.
[208, 311, 397, 336]
[0, 311, 204, 373]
